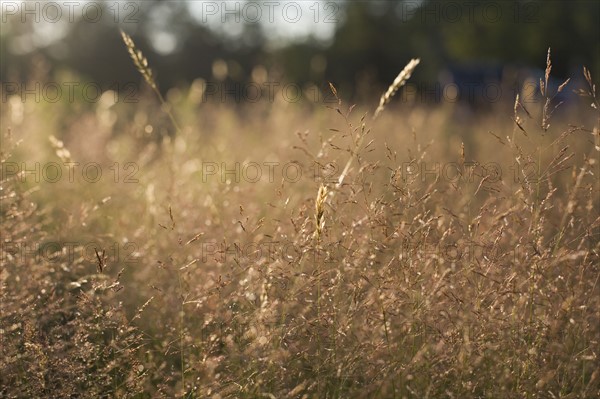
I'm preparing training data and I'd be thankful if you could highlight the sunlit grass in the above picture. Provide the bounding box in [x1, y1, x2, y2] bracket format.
[1, 51, 599, 398]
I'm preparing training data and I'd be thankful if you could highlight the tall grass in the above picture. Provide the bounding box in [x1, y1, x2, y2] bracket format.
[1, 47, 599, 398]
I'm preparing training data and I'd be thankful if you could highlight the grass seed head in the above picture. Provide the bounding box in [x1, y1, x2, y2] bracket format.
[314, 184, 329, 240]
[120, 30, 157, 91]
[374, 58, 420, 119]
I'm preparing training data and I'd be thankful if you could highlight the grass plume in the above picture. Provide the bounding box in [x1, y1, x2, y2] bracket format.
[120, 30, 182, 134]
[374, 58, 420, 119]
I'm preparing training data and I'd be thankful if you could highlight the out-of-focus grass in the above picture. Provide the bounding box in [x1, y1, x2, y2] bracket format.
[1, 61, 599, 398]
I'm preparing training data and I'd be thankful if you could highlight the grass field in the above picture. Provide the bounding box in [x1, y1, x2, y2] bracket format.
[1, 49, 599, 398]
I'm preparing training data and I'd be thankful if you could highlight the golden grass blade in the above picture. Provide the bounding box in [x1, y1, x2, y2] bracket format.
[120, 30, 157, 91]
[314, 184, 328, 240]
[373, 58, 420, 119]
[120, 29, 184, 134]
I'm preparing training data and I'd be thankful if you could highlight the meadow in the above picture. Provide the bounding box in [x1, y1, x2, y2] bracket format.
[1, 47, 599, 398]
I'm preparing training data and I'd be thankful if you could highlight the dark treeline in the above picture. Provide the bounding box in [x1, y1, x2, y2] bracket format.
[1, 0, 598, 103]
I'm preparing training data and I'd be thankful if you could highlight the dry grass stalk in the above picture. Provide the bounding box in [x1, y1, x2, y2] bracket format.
[120, 30, 157, 91]
[374, 58, 420, 119]
[121, 30, 183, 134]
[579, 66, 599, 119]
[540, 47, 570, 131]
[314, 184, 328, 240]
[333, 59, 419, 193]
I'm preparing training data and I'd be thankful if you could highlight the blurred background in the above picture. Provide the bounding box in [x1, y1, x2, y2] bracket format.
[2, 0, 598, 107]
